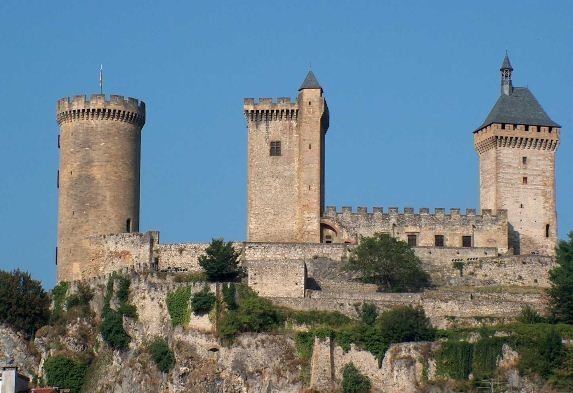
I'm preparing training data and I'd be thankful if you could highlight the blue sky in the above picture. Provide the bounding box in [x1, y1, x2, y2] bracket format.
[0, 1, 571, 289]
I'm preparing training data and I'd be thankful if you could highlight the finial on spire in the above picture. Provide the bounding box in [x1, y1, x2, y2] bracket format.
[500, 52, 513, 96]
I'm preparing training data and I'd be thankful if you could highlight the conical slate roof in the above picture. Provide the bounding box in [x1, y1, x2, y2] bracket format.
[299, 71, 322, 90]
[477, 87, 560, 131]
[500, 53, 513, 71]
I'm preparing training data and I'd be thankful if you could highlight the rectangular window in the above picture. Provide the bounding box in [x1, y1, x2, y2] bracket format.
[462, 236, 472, 248]
[435, 235, 444, 247]
[522, 156, 527, 165]
[270, 141, 281, 156]
[126, 218, 132, 233]
[325, 235, 332, 244]
[522, 176, 528, 185]
[407, 234, 417, 247]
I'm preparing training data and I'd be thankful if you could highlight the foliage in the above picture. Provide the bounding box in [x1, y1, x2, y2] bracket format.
[65, 283, 94, 319]
[191, 287, 216, 315]
[295, 332, 316, 361]
[452, 261, 465, 276]
[341, 363, 371, 393]
[548, 232, 573, 323]
[148, 338, 175, 373]
[376, 306, 435, 344]
[51, 281, 69, 321]
[519, 329, 563, 378]
[44, 355, 87, 393]
[166, 286, 192, 327]
[100, 275, 135, 350]
[284, 309, 352, 328]
[360, 303, 378, 325]
[344, 234, 431, 292]
[550, 347, 573, 390]
[218, 285, 284, 339]
[472, 337, 504, 379]
[436, 341, 473, 380]
[222, 283, 238, 310]
[0, 269, 50, 338]
[173, 272, 207, 283]
[517, 304, 545, 324]
[198, 238, 241, 281]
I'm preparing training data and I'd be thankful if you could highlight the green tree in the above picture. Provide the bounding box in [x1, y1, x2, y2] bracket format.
[548, 232, 573, 323]
[520, 329, 563, 379]
[148, 338, 175, 373]
[360, 302, 378, 325]
[191, 287, 216, 315]
[44, 356, 87, 393]
[377, 306, 435, 345]
[198, 238, 241, 281]
[341, 362, 371, 393]
[0, 269, 50, 338]
[344, 234, 431, 292]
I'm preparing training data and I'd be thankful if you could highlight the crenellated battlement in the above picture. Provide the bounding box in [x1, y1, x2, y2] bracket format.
[324, 206, 507, 220]
[243, 97, 299, 123]
[473, 123, 560, 154]
[56, 94, 146, 126]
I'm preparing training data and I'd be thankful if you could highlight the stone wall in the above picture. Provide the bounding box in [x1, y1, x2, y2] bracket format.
[248, 260, 306, 298]
[322, 207, 509, 253]
[243, 242, 348, 262]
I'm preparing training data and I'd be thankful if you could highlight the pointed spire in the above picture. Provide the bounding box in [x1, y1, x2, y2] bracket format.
[299, 70, 322, 91]
[500, 52, 513, 96]
[500, 51, 513, 71]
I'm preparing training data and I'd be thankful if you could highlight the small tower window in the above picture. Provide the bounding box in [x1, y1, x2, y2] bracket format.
[522, 157, 527, 165]
[522, 177, 528, 185]
[126, 218, 132, 233]
[270, 141, 281, 156]
[435, 235, 444, 247]
[546, 224, 550, 238]
[462, 236, 472, 248]
[407, 234, 417, 247]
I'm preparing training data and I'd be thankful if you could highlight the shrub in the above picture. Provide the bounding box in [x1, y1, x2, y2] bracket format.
[148, 338, 175, 373]
[100, 275, 135, 350]
[191, 287, 216, 315]
[344, 234, 431, 292]
[341, 362, 371, 393]
[222, 283, 237, 310]
[360, 303, 378, 325]
[44, 355, 87, 393]
[166, 286, 192, 326]
[518, 305, 545, 324]
[520, 329, 563, 378]
[0, 269, 50, 338]
[472, 337, 504, 379]
[51, 281, 69, 319]
[198, 238, 241, 281]
[376, 306, 435, 344]
[218, 285, 284, 339]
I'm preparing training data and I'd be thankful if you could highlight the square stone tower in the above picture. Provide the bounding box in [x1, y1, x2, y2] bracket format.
[244, 71, 329, 243]
[474, 54, 560, 255]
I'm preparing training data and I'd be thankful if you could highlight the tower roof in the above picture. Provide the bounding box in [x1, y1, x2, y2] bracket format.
[500, 53, 513, 71]
[477, 87, 560, 131]
[299, 71, 322, 91]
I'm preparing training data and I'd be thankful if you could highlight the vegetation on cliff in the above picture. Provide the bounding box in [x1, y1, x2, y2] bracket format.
[199, 238, 241, 281]
[166, 286, 192, 326]
[101, 275, 135, 350]
[548, 231, 573, 323]
[148, 338, 175, 373]
[341, 362, 371, 393]
[344, 234, 431, 292]
[191, 286, 216, 315]
[44, 355, 88, 393]
[0, 269, 50, 338]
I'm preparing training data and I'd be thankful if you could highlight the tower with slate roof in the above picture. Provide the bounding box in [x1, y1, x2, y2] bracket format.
[474, 54, 560, 255]
[244, 71, 329, 243]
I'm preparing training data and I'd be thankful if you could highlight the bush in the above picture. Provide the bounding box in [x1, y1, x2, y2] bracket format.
[360, 303, 378, 325]
[148, 338, 175, 373]
[548, 232, 573, 323]
[344, 234, 431, 292]
[51, 281, 69, 321]
[518, 305, 545, 324]
[198, 238, 241, 281]
[166, 287, 192, 326]
[219, 285, 284, 339]
[0, 269, 50, 338]
[100, 275, 135, 350]
[191, 287, 216, 315]
[44, 355, 87, 393]
[436, 341, 473, 380]
[472, 337, 504, 379]
[341, 362, 371, 393]
[376, 306, 435, 344]
[222, 283, 238, 310]
[520, 329, 563, 378]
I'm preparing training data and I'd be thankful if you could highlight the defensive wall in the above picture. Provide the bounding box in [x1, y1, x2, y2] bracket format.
[322, 207, 509, 253]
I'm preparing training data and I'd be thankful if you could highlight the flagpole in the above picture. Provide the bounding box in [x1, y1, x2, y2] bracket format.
[99, 64, 103, 94]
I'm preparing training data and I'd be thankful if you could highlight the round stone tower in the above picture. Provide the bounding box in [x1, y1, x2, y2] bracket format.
[56, 94, 146, 281]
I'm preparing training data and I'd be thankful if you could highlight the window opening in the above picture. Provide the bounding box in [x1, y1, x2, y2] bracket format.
[435, 235, 444, 247]
[407, 234, 417, 247]
[546, 224, 550, 238]
[325, 235, 332, 244]
[522, 156, 527, 165]
[462, 236, 472, 248]
[522, 177, 528, 185]
[270, 141, 281, 156]
[126, 218, 132, 233]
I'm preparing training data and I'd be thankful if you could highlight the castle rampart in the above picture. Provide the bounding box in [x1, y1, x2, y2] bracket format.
[56, 95, 145, 126]
[322, 206, 508, 252]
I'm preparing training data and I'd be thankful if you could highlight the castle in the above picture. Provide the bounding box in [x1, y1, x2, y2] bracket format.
[55, 54, 561, 301]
